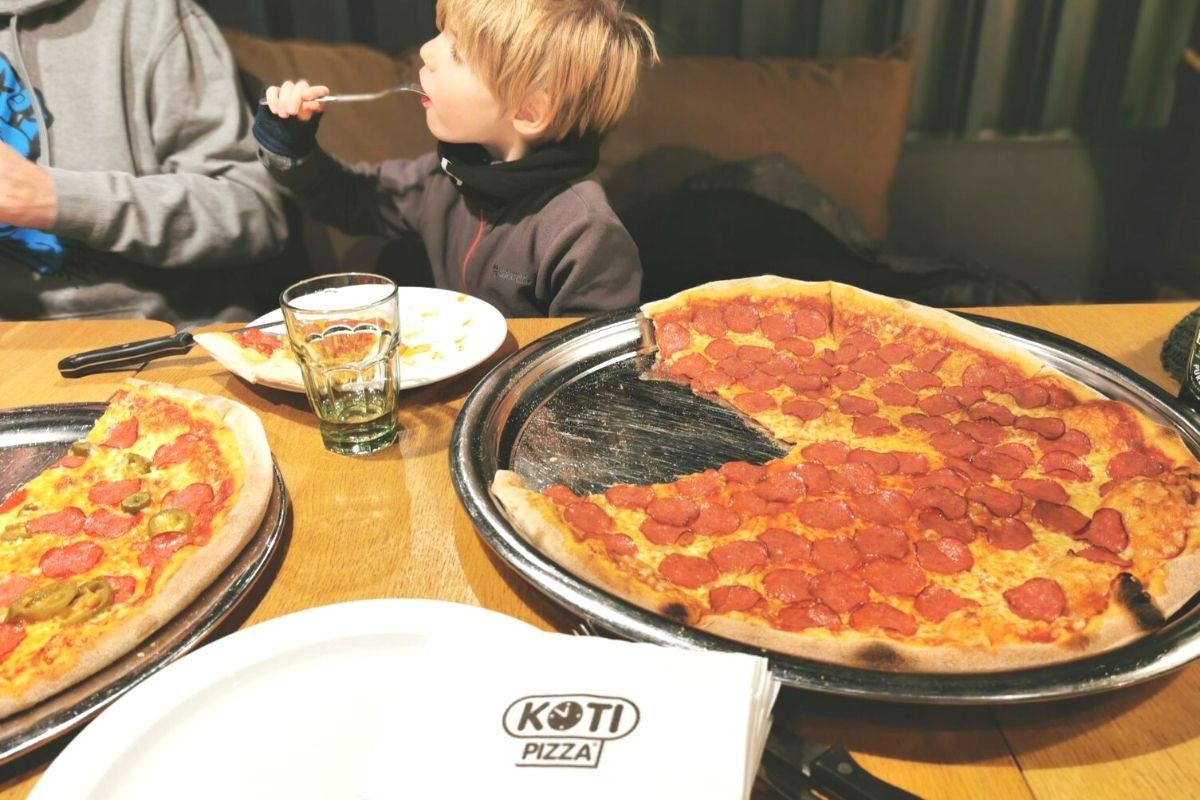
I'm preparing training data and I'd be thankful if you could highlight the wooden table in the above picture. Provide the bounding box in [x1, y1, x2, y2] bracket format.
[1, 303, 1198, 799]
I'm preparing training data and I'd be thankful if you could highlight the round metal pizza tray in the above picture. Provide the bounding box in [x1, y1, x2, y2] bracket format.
[0, 403, 289, 764]
[451, 309, 1200, 705]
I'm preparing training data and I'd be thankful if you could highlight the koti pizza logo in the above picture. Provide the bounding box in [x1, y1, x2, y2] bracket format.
[502, 694, 640, 768]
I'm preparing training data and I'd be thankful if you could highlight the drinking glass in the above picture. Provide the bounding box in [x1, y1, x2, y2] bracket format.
[280, 273, 400, 455]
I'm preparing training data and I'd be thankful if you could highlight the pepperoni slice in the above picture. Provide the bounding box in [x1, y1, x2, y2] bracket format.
[702, 338, 734, 360]
[655, 321, 691, 359]
[41, 541, 104, 579]
[646, 496, 699, 527]
[917, 394, 960, 416]
[970, 449, 1026, 480]
[691, 505, 742, 536]
[964, 484, 1023, 517]
[676, 471, 721, 499]
[946, 386, 986, 407]
[836, 395, 878, 416]
[718, 358, 755, 380]
[0, 623, 26, 662]
[946, 457, 991, 482]
[755, 472, 806, 503]
[760, 313, 796, 341]
[640, 518, 687, 546]
[758, 528, 812, 562]
[851, 491, 913, 526]
[0, 489, 28, 515]
[955, 420, 1005, 445]
[1039, 452, 1092, 481]
[710, 584, 762, 613]
[893, 452, 930, 475]
[1039, 429, 1093, 457]
[708, 540, 769, 573]
[822, 343, 860, 367]
[777, 337, 816, 357]
[719, 461, 765, 486]
[742, 371, 781, 392]
[847, 449, 899, 475]
[782, 372, 827, 394]
[693, 369, 733, 392]
[915, 469, 970, 492]
[1008, 383, 1050, 409]
[87, 478, 143, 507]
[843, 332, 881, 351]
[1003, 578, 1066, 622]
[900, 370, 942, 391]
[764, 569, 813, 602]
[164, 482, 216, 515]
[729, 491, 770, 517]
[810, 571, 871, 612]
[779, 601, 842, 632]
[1032, 500, 1089, 535]
[605, 484, 656, 509]
[138, 531, 192, 569]
[101, 418, 139, 449]
[791, 308, 828, 338]
[901, 413, 953, 434]
[84, 509, 138, 539]
[794, 462, 832, 493]
[992, 442, 1035, 466]
[854, 526, 910, 559]
[153, 433, 201, 467]
[1078, 508, 1129, 553]
[563, 501, 614, 536]
[875, 383, 918, 406]
[669, 352, 710, 380]
[800, 358, 838, 378]
[915, 537, 974, 574]
[1015, 415, 1066, 440]
[853, 416, 897, 437]
[658, 554, 718, 589]
[912, 350, 950, 373]
[834, 371, 866, 392]
[917, 509, 978, 542]
[831, 462, 878, 494]
[811, 536, 861, 572]
[1072, 547, 1132, 568]
[795, 500, 854, 530]
[985, 518, 1035, 550]
[962, 363, 1008, 391]
[760, 354, 798, 378]
[849, 602, 919, 635]
[967, 401, 1015, 426]
[914, 585, 978, 622]
[911, 486, 968, 519]
[693, 306, 726, 337]
[1012, 478, 1069, 504]
[737, 344, 772, 364]
[863, 560, 927, 597]
[724, 303, 759, 334]
[732, 392, 775, 413]
[928, 430, 982, 459]
[104, 574, 138, 604]
[801, 441, 850, 465]
[1107, 451, 1164, 480]
[781, 398, 825, 421]
[26, 507, 86, 537]
[544, 485, 580, 506]
[876, 342, 914, 364]
[849, 353, 889, 378]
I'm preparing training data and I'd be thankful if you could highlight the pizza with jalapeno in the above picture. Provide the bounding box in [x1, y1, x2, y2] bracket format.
[493, 277, 1200, 672]
[0, 380, 272, 716]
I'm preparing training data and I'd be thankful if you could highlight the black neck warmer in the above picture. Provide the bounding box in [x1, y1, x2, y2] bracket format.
[436, 133, 600, 210]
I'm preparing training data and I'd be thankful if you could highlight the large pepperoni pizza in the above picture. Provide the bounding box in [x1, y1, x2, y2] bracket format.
[0, 380, 272, 716]
[493, 277, 1200, 672]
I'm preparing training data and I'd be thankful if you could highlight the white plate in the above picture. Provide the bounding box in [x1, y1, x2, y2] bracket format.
[239, 287, 508, 391]
[31, 599, 541, 800]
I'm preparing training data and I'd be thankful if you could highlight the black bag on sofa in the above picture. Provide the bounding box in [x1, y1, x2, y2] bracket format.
[622, 155, 1042, 307]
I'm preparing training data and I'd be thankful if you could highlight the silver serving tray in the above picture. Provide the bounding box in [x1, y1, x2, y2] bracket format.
[451, 310, 1200, 704]
[0, 403, 288, 763]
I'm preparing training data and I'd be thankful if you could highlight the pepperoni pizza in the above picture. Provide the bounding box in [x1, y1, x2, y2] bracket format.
[493, 277, 1200, 672]
[193, 328, 303, 392]
[0, 380, 272, 716]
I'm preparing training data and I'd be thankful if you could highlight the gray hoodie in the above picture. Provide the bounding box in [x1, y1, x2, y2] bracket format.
[0, 0, 287, 327]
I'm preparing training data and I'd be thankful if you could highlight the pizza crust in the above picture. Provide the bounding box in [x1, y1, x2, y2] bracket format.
[193, 331, 304, 392]
[0, 381, 274, 718]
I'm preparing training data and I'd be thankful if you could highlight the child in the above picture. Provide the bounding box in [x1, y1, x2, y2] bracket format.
[254, 0, 658, 317]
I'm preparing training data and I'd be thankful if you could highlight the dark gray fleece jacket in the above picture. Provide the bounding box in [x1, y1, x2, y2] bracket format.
[258, 145, 642, 318]
[0, 0, 286, 327]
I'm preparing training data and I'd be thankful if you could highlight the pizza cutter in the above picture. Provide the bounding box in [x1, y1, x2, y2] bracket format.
[57, 321, 284, 378]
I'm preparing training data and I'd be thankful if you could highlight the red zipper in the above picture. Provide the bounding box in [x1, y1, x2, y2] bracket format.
[460, 213, 485, 290]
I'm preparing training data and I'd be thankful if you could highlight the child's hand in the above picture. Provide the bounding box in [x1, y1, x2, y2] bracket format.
[262, 80, 330, 121]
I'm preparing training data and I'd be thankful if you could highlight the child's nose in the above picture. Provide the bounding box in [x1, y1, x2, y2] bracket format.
[419, 39, 436, 69]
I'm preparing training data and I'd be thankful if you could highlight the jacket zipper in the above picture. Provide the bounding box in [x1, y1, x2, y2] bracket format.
[460, 213, 485, 290]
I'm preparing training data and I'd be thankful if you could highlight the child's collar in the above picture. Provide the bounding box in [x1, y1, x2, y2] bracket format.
[436, 133, 600, 209]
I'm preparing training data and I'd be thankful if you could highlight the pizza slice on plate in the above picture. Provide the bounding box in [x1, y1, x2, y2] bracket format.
[493, 277, 1200, 672]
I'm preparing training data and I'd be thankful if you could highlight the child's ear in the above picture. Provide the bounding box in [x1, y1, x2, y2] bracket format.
[512, 91, 552, 139]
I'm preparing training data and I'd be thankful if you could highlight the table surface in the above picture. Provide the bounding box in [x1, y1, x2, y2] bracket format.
[1, 303, 1198, 799]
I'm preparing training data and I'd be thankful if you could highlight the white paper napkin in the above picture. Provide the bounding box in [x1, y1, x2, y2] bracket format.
[358, 633, 779, 800]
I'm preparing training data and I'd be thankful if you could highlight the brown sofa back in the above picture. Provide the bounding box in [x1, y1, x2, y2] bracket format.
[223, 28, 913, 266]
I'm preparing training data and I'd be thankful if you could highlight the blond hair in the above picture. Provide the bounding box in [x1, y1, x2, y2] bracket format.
[435, 0, 658, 141]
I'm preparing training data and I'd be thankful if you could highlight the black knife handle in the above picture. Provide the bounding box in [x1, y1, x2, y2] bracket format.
[57, 332, 196, 378]
[810, 745, 923, 800]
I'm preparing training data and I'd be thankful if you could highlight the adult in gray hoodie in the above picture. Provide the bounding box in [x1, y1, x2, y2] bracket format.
[0, 0, 287, 327]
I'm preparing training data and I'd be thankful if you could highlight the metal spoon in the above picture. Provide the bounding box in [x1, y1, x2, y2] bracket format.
[258, 82, 426, 106]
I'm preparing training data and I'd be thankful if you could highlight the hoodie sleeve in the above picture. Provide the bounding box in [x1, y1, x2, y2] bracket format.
[46, 7, 287, 268]
[545, 210, 643, 317]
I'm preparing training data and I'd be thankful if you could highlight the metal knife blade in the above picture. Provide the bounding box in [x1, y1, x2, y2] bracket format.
[764, 727, 923, 800]
[57, 320, 284, 378]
